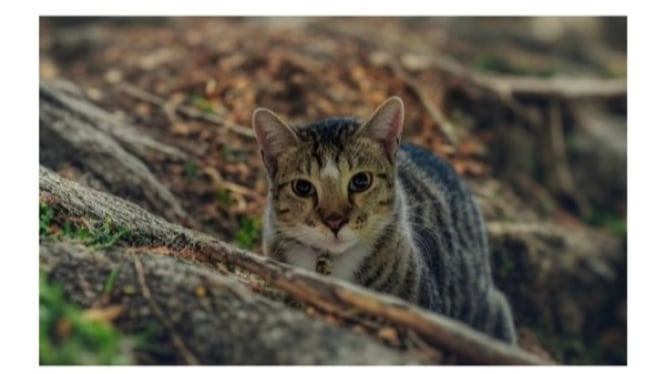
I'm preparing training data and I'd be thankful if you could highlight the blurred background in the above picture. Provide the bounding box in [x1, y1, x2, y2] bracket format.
[39, 17, 626, 364]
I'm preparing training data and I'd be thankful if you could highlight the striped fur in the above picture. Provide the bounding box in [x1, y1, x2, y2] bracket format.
[252, 98, 517, 343]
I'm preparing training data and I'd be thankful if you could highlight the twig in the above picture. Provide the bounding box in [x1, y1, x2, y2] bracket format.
[430, 54, 626, 100]
[118, 83, 256, 139]
[548, 99, 591, 216]
[201, 166, 262, 200]
[132, 253, 200, 365]
[333, 287, 546, 365]
[490, 75, 626, 100]
[387, 59, 459, 145]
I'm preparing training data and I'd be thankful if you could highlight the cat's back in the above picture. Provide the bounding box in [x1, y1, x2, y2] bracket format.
[396, 142, 492, 317]
[397, 143, 470, 205]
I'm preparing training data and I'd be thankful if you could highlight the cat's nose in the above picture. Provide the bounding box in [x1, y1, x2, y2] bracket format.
[323, 213, 348, 234]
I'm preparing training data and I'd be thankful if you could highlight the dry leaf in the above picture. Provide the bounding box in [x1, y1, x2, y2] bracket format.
[376, 327, 400, 347]
[82, 305, 126, 325]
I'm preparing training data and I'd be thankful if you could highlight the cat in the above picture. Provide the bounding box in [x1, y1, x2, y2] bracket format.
[252, 97, 517, 344]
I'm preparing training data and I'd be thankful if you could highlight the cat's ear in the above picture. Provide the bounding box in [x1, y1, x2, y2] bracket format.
[252, 108, 299, 176]
[357, 96, 404, 158]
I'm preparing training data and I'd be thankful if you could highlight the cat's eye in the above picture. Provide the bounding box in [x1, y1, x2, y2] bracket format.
[292, 179, 316, 197]
[349, 172, 372, 193]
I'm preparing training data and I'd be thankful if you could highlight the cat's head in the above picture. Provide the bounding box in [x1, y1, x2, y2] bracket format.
[252, 97, 404, 254]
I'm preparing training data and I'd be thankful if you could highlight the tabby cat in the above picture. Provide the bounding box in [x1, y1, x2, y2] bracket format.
[252, 97, 516, 343]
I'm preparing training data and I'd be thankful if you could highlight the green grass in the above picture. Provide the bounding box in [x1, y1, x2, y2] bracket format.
[40, 202, 55, 236]
[40, 271, 133, 365]
[189, 94, 215, 113]
[62, 216, 131, 250]
[103, 268, 120, 295]
[40, 203, 131, 250]
[234, 216, 262, 249]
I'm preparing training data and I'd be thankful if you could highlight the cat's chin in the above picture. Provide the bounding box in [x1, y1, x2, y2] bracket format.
[303, 235, 357, 254]
[293, 225, 358, 254]
[319, 237, 358, 255]
[290, 226, 359, 255]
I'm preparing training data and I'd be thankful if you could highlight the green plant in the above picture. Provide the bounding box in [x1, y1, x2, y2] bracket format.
[184, 160, 199, 179]
[40, 202, 55, 237]
[234, 216, 261, 249]
[66, 217, 131, 250]
[103, 268, 120, 294]
[40, 271, 133, 365]
[583, 211, 627, 238]
[39, 204, 131, 250]
[190, 93, 215, 113]
[216, 188, 233, 207]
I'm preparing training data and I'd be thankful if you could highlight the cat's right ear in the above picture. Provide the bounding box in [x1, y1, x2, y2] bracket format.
[357, 96, 405, 160]
[252, 108, 299, 176]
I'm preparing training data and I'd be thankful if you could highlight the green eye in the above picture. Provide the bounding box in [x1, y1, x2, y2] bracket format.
[349, 172, 372, 193]
[292, 179, 316, 197]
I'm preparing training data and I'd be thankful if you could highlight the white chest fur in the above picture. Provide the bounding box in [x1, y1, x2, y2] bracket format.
[284, 243, 371, 283]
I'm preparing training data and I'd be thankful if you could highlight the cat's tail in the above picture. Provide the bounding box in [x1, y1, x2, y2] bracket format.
[483, 288, 518, 345]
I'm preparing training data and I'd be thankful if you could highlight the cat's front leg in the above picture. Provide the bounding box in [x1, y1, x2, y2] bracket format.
[281, 246, 320, 274]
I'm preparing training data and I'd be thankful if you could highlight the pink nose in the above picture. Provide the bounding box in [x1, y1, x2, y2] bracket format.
[323, 214, 348, 233]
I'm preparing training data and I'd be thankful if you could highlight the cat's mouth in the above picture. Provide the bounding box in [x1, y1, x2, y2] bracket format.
[293, 224, 358, 254]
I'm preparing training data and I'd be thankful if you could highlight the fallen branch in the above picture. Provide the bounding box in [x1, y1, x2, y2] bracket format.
[118, 83, 256, 139]
[547, 99, 591, 216]
[39, 166, 550, 365]
[217, 243, 548, 365]
[312, 23, 625, 135]
[429, 54, 626, 101]
[40, 79, 188, 161]
[40, 79, 190, 224]
[201, 166, 262, 200]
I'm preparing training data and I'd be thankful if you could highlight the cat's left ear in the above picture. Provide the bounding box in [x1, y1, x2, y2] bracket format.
[357, 96, 404, 159]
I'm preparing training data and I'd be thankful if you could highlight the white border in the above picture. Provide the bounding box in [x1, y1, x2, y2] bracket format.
[3, 0, 655, 373]
[34, 0, 628, 16]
